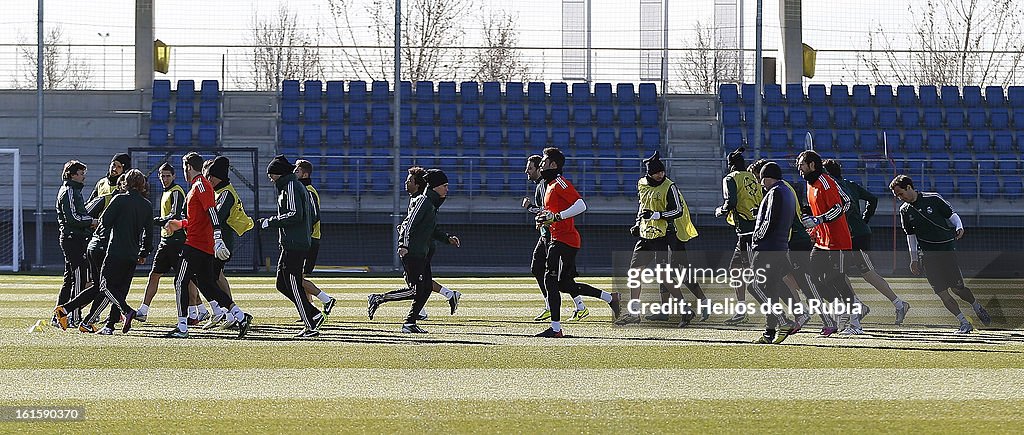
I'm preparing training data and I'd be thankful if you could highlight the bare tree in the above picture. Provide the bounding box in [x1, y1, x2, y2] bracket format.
[248, 3, 325, 92]
[326, 0, 473, 82]
[15, 26, 92, 90]
[471, 10, 532, 82]
[673, 21, 738, 94]
[859, 0, 1024, 86]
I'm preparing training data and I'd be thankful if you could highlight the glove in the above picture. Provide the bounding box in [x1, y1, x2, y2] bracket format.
[640, 209, 661, 220]
[213, 229, 231, 261]
[800, 215, 822, 229]
[535, 210, 560, 227]
[630, 225, 641, 238]
[260, 218, 271, 230]
[714, 206, 725, 218]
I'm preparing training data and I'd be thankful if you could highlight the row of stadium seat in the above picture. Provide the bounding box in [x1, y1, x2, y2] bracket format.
[726, 105, 1024, 130]
[309, 169, 637, 196]
[721, 83, 1024, 108]
[282, 102, 658, 128]
[153, 80, 220, 102]
[150, 80, 221, 147]
[282, 80, 658, 105]
[728, 128, 1024, 153]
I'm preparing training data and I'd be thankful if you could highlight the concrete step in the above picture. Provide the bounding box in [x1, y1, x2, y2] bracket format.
[665, 95, 717, 119]
[668, 120, 718, 141]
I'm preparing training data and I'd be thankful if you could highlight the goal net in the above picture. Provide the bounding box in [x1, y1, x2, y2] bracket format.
[0, 149, 24, 271]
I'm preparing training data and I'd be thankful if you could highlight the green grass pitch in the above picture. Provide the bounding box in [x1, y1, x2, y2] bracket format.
[1, 275, 1023, 432]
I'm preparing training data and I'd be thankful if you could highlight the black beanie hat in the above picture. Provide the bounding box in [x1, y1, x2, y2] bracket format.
[643, 150, 666, 175]
[208, 156, 230, 181]
[266, 154, 294, 176]
[760, 162, 783, 181]
[112, 153, 131, 171]
[727, 147, 746, 171]
[425, 169, 449, 188]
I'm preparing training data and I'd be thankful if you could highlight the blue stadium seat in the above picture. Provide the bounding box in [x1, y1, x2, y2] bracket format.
[438, 104, 457, 125]
[415, 81, 434, 103]
[620, 127, 639, 150]
[437, 81, 456, 103]
[371, 104, 390, 124]
[151, 101, 169, 123]
[874, 85, 894, 106]
[1009, 86, 1024, 107]
[985, 86, 1005, 106]
[400, 104, 412, 124]
[723, 128, 743, 149]
[304, 80, 322, 101]
[788, 107, 807, 128]
[550, 82, 568, 103]
[900, 108, 920, 128]
[926, 131, 946, 152]
[918, 85, 938, 106]
[991, 108, 1010, 128]
[641, 128, 661, 148]
[575, 130, 593, 148]
[326, 127, 344, 147]
[972, 132, 992, 152]
[198, 125, 217, 147]
[507, 127, 526, 147]
[956, 176, 977, 198]
[484, 172, 507, 195]
[946, 109, 965, 128]
[528, 82, 547, 104]
[765, 107, 785, 127]
[896, 85, 916, 106]
[199, 102, 218, 123]
[176, 80, 195, 100]
[966, 108, 987, 128]
[506, 82, 524, 103]
[767, 130, 789, 149]
[461, 105, 480, 125]
[993, 131, 1014, 152]
[149, 125, 168, 146]
[836, 130, 856, 151]
[741, 84, 757, 104]
[348, 102, 367, 124]
[483, 105, 502, 126]
[462, 126, 480, 149]
[979, 175, 999, 200]
[878, 107, 898, 128]
[764, 84, 783, 105]
[482, 82, 501, 103]
[551, 128, 570, 148]
[598, 173, 621, 195]
[882, 129, 901, 150]
[348, 126, 367, 147]
[326, 103, 344, 124]
[855, 107, 874, 128]
[528, 106, 546, 126]
[326, 81, 344, 102]
[949, 131, 969, 152]
[303, 101, 321, 124]
[951, 154, 973, 174]
[438, 127, 458, 149]
[572, 82, 590, 104]
[200, 80, 219, 101]
[173, 125, 192, 147]
[618, 105, 637, 125]
[153, 80, 171, 101]
[830, 85, 849, 105]
[811, 107, 831, 128]
[371, 81, 389, 102]
[639, 107, 659, 127]
[902, 131, 923, 152]
[940, 86, 960, 106]
[638, 83, 657, 104]
[722, 107, 742, 127]
[574, 106, 593, 127]
[785, 83, 804, 103]
[976, 157, 996, 172]
[596, 129, 616, 150]
[529, 128, 547, 148]
[1004, 178, 1023, 199]
[175, 101, 194, 123]
[483, 128, 503, 147]
[507, 104, 525, 125]
[551, 106, 569, 125]
[851, 85, 871, 106]
[595, 83, 613, 104]
[416, 126, 435, 148]
[859, 130, 880, 152]
[922, 108, 943, 128]
[962, 86, 982, 107]
[1012, 108, 1024, 129]
[719, 84, 739, 104]
[303, 125, 322, 147]
[595, 106, 614, 127]
[834, 107, 854, 128]
[348, 81, 367, 102]
[461, 81, 479, 103]
[370, 126, 390, 148]
[807, 84, 827, 105]
[413, 103, 434, 124]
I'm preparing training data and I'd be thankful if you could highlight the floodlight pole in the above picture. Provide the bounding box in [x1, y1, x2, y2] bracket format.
[392, 0, 402, 271]
[35, 0, 44, 268]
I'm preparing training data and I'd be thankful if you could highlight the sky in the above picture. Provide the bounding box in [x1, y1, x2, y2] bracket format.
[0, 0, 999, 90]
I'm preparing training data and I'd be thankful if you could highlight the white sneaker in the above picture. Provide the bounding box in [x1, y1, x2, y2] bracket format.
[219, 314, 238, 330]
[96, 326, 114, 335]
[838, 325, 865, 335]
[955, 322, 973, 334]
[202, 310, 227, 330]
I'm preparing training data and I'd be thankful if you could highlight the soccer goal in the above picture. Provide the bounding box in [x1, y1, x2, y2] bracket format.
[0, 149, 24, 272]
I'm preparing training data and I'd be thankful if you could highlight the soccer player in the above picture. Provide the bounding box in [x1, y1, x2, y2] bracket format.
[748, 162, 798, 344]
[823, 159, 910, 325]
[534, 147, 621, 338]
[204, 156, 255, 327]
[164, 152, 252, 339]
[257, 155, 323, 337]
[55, 169, 153, 335]
[714, 147, 762, 325]
[890, 175, 990, 334]
[796, 150, 860, 336]
[368, 168, 460, 333]
[522, 154, 588, 322]
[136, 162, 190, 324]
[55, 160, 97, 328]
[368, 167, 462, 322]
[617, 151, 700, 327]
[294, 159, 337, 316]
[87, 153, 131, 216]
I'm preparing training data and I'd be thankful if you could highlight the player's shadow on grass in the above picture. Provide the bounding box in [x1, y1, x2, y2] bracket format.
[129, 323, 496, 346]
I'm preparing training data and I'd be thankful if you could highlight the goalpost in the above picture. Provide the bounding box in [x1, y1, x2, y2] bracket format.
[0, 149, 23, 272]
